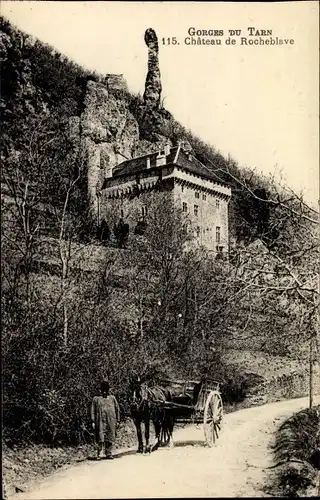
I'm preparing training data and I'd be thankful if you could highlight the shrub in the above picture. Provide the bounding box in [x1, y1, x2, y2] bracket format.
[271, 406, 320, 497]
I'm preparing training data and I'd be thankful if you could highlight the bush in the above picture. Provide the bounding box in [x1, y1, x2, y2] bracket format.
[221, 371, 264, 405]
[271, 406, 320, 497]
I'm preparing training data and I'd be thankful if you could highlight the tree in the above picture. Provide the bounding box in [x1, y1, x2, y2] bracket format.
[106, 192, 254, 382]
[198, 151, 319, 406]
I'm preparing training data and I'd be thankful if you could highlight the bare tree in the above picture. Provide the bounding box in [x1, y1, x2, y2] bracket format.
[199, 152, 320, 406]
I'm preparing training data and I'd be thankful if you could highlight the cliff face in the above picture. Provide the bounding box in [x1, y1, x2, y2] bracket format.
[76, 80, 139, 211]
[77, 28, 174, 212]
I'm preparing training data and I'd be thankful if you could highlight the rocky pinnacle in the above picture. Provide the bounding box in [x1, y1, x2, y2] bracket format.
[143, 28, 162, 110]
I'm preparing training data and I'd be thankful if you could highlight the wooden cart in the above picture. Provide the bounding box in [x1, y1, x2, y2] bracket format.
[159, 378, 224, 447]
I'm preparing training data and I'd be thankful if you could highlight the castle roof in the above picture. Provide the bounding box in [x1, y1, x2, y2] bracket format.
[107, 146, 228, 188]
[112, 147, 179, 177]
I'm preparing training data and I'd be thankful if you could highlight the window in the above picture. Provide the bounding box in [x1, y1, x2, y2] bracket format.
[216, 199, 220, 209]
[202, 194, 207, 201]
[196, 226, 201, 237]
[194, 205, 199, 216]
[142, 206, 148, 219]
[120, 209, 124, 218]
[195, 192, 200, 199]
[216, 226, 221, 244]
[181, 186, 184, 193]
[182, 202, 188, 213]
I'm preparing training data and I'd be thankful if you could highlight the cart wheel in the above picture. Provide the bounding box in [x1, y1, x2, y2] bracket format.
[203, 391, 223, 447]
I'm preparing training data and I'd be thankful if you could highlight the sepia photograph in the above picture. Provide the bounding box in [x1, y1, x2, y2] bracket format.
[1, 1, 319, 498]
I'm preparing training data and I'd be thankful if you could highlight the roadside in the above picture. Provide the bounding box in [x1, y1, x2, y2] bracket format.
[6, 396, 320, 499]
[2, 419, 138, 498]
[2, 399, 244, 496]
[264, 405, 320, 497]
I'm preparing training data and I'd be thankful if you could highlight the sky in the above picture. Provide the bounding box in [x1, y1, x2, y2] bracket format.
[2, 1, 319, 205]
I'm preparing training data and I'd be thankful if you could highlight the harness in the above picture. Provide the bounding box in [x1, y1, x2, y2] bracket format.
[131, 383, 169, 414]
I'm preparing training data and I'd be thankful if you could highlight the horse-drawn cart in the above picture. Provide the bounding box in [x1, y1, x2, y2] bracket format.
[159, 378, 224, 447]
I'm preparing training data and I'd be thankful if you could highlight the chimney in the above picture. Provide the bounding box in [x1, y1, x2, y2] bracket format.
[105, 166, 113, 178]
[146, 156, 151, 168]
[156, 150, 166, 167]
[164, 143, 171, 156]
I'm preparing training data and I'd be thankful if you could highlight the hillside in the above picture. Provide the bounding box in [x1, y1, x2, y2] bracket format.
[1, 16, 293, 246]
[1, 15, 319, 460]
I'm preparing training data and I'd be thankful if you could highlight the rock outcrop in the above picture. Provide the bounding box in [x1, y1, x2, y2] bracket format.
[143, 28, 162, 110]
[104, 74, 128, 94]
[72, 28, 177, 214]
[138, 28, 173, 141]
[78, 79, 139, 211]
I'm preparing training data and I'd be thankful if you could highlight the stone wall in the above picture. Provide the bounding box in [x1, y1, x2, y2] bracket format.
[174, 182, 229, 251]
[100, 190, 174, 239]
[100, 182, 230, 253]
[100, 164, 230, 252]
[245, 363, 320, 407]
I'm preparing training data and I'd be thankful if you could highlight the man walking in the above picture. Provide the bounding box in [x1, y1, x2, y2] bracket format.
[91, 380, 120, 459]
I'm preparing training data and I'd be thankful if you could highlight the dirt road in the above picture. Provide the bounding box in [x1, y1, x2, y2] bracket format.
[12, 396, 319, 499]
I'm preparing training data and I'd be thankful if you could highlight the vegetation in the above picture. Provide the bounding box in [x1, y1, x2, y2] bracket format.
[1, 16, 319, 454]
[268, 406, 320, 497]
[2, 187, 258, 445]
